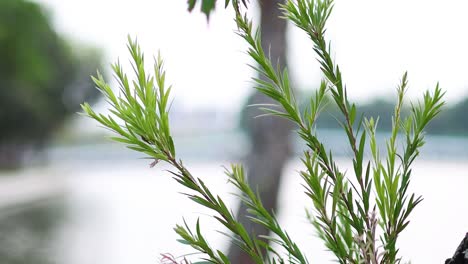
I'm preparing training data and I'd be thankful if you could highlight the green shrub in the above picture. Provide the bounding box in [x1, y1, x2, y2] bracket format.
[82, 1, 444, 263]
[0, 0, 102, 168]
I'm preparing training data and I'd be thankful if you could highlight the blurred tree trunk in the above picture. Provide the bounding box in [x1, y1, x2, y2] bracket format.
[228, 0, 293, 262]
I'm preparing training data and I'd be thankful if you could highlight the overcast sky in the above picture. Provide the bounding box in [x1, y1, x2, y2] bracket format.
[35, 0, 468, 110]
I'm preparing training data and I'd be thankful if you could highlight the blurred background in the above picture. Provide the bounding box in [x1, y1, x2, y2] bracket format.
[0, 0, 467, 263]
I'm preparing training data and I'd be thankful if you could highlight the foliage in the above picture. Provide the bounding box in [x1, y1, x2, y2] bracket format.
[0, 0, 102, 167]
[426, 97, 468, 135]
[187, 0, 247, 19]
[83, 0, 444, 263]
[187, 0, 217, 19]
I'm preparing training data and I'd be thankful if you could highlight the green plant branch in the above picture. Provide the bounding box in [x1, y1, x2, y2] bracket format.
[174, 218, 229, 264]
[82, 1, 446, 263]
[83, 37, 266, 264]
[279, 4, 381, 259]
[231, 2, 366, 261]
[226, 164, 309, 264]
[233, 0, 444, 263]
[82, 35, 313, 264]
[168, 156, 266, 264]
[281, 0, 371, 230]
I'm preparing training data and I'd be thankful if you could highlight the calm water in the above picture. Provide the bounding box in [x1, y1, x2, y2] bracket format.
[49, 158, 467, 264]
[2, 132, 468, 263]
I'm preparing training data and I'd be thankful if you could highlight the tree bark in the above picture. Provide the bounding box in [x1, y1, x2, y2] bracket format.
[228, 0, 292, 263]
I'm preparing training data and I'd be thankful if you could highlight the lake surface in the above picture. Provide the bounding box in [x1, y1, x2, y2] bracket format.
[2, 131, 468, 263]
[48, 157, 467, 264]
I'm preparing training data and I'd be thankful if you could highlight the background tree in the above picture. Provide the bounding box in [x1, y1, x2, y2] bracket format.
[229, 0, 293, 263]
[188, 1, 296, 262]
[427, 97, 468, 135]
[0, 0, 102, 169]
